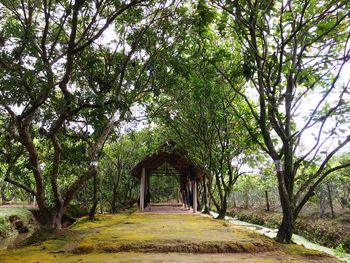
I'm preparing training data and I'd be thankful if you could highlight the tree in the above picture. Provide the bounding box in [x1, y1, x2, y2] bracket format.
[135, 0, 263, 218]
[147, 43, 256, 218]
[0, 0, 169, 228]
[318, 153, 350, 214]
[211, 0, 350, 242]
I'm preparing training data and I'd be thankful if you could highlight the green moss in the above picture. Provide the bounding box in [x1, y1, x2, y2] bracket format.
[0, 208, 33, 218]
[70, 214, 130, 230]
[281, 243, 327, 257]
[0, 212, 340, 263]
[0, 207, 36, 246]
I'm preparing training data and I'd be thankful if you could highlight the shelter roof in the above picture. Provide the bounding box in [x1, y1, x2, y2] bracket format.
[130, 140, 204, 180]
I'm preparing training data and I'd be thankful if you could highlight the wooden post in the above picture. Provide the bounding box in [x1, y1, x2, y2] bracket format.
[145, 173, 149, 208]
[140, 167, 145, 211]
[193, 180, 197, 213]
[188, 181, 191, 210]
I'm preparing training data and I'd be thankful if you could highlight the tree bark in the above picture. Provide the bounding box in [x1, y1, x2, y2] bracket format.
[202, 174, 210, 214]
[265, 190, 270, 211]
[327, 183, 335, 218]
[50, 207, 65, 229]
[244, 189, 249, 208]
[34, 206, 65, 229]
[276, 206, 294, 243]
[111, 184, 118, 213]
[216, 193, 228, 219]
[319, 192, 326, 217]
[276, 170, 295, 243]
[232, 192, 237, 209]
[88, 171, 98, 220]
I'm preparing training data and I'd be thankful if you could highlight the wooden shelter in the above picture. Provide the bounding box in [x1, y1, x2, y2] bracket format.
[130, 140, 204, 213]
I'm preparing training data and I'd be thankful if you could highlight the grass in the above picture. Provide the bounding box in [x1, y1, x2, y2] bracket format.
[0, 208, 33, 218]
[0, 212, 340, 262]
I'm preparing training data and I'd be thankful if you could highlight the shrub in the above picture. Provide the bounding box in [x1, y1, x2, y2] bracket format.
[232, 209, 350, 253]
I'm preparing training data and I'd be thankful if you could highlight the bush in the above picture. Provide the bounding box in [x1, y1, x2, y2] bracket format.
[232, 209, 350, 253]
[294, 218, 350, 253]
[0, 208, 35, 239]
[232, 209, 281, 228]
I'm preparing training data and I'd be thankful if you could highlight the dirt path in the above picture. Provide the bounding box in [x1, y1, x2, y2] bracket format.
[0, 204, 38, 209]
[140, 203, 195, 214]
[0, 211, 341, 263]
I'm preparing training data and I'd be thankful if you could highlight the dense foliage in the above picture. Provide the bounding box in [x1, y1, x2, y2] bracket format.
[234, 208, 350, 253]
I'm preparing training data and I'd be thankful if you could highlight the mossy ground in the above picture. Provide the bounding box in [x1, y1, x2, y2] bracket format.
[0, 207, 33, 235]
[0, 207, 36, 248]
[0, 212, 340, 262]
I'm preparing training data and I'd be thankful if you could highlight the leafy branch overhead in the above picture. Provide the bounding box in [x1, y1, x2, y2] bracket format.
[0, 0, 349, 247]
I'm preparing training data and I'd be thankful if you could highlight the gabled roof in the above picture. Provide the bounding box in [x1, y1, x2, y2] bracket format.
[130, 140, 204, 180]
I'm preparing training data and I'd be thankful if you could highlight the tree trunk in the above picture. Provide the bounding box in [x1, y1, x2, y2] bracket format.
[232, 192, 237, 208]
[216, 210, 225, 219]
[327, 183, 335, 219]
[208, 181, 221, 215]
[128, 180, 134, 199]
[276, 207, 294, 243]
[100, 191, 103, 214]
[244, 189, 249, 208]
[50, 207, 64, 229]
[265, 190, 270, 211]
[111, 184, 118, 213]
[88, 172, 98, 220]
[35, 206, 64, 230]
[216, 194, 227, 219]
[318, 191, 326, 217]
[202, 174, 210, 214]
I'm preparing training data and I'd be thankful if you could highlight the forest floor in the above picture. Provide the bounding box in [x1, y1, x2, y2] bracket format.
[0, 211, 342, 263]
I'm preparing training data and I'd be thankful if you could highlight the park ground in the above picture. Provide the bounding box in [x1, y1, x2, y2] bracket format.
[0, 209, 341, 263]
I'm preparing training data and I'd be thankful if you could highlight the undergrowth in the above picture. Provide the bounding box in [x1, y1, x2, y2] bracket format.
[231, 208, 350, 253]
[0, 208, 35, 239]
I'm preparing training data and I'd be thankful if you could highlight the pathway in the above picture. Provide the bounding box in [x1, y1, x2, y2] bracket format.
[0, 210, 341, 262]
[140, 202, 194, 214]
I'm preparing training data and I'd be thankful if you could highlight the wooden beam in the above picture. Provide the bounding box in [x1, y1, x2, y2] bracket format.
[140, 167, 145, 211]
[188, 181, 191, 210]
